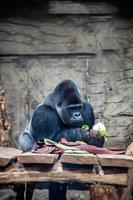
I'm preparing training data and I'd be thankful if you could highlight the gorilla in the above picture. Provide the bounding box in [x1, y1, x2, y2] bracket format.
[19, 79, 104, 200]
[19, 79, 104, 151]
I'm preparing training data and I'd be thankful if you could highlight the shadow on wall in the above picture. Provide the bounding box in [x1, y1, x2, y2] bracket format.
[0, 0, 133, 18]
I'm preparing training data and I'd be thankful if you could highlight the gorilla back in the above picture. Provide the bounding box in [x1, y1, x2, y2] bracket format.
[19, 80, 98, 152]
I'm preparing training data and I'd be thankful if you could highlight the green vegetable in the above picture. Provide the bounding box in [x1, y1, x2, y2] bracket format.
[98, 130, 108, 141]
[64, 150, 89, 154]
[81, 124, 89, 130]
[93, 122, 108, 141]
[44, 139, 87, 152]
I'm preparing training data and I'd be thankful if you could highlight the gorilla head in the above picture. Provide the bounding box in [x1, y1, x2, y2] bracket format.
[52, 80, 83, 127]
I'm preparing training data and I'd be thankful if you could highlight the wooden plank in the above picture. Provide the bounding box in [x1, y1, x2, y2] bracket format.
[61, 153, 98, 165]
[0, 161, 127, 186]
[0, 147, 22, 167]
[97, 154, 133, 168]
[49, 1, 117, 14]
[17, 152, 59, 164]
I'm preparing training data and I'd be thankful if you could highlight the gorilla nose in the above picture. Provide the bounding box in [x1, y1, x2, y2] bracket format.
[73, 112, 81, 119]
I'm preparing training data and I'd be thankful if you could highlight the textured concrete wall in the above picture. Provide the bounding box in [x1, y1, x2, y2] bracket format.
[0, 2, 133, 148]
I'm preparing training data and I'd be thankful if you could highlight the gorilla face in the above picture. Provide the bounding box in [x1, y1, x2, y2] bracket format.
[57, 101, 83, 126]
[53, 80, 84, 127]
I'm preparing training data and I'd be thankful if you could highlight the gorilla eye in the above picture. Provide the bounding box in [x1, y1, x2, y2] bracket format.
[58, 102, 62, 108]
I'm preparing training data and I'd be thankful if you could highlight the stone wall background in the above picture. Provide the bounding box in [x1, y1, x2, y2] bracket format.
[0, 1, 133, 148]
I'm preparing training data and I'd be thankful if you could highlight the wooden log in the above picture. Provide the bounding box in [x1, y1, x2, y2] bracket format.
[90, 185, 120, 200]
[121, 168, 133, 200]
[61, 153, 98, 165]
[0, 147, 22, 167]
[0, 161, 127, 186]
[97, 154, 133, 168]
[17, 152, 59, 164]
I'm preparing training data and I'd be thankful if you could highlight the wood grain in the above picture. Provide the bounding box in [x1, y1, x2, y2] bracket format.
[0, 147, 22, 166]
[97, 154, 133, 168]
[61, 153, 98, 165]
[17, 152, 59, 164]
[0, 161, 127, 186]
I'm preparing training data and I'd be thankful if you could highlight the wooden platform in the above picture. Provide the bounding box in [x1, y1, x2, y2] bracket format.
[1, 147, 133, 168]
[0, 147, 132, 187]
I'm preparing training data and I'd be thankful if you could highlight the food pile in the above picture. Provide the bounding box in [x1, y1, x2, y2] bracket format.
[31, 138, 88, 154]
[31, 138, 125, 155]
[31, 139, 64, 155]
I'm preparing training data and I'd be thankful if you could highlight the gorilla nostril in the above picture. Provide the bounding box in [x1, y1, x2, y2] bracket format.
[74, 112, 81, 118]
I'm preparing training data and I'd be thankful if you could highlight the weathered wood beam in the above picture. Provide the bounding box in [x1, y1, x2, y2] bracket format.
[17, 152, 58, 164]
[61, 153, 133, 168]
[1, 148, 133, 168]
[0, 147, 22, 167]
[49, 1, 117, 14]
[97, 154, 133, 168]
[0, 162, 128, 186]
[61, 153, 98, 165]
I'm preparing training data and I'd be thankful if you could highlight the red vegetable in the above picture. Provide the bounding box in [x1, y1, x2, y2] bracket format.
[60, 138, 125, 154]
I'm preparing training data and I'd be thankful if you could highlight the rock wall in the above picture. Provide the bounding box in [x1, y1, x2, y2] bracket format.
[0, 1, 133, 148]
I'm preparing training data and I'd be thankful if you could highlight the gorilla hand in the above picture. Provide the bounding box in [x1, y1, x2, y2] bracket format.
[54, 128, 104, 147]
[86, 129, 105, 147]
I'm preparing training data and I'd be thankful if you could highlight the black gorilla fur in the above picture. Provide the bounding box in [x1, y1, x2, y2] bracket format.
[19, 80, 104, 152]
[19, 80, 104, 200]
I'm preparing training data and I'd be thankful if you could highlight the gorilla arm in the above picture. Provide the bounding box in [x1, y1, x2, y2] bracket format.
[19, 104, 61, 152]
[19, 126, 104, 152]
[19, 130, 35, 152]
[53, 128, 104, 147]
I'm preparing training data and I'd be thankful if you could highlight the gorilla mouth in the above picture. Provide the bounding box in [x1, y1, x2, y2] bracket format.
[71, 118, 83, 126]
